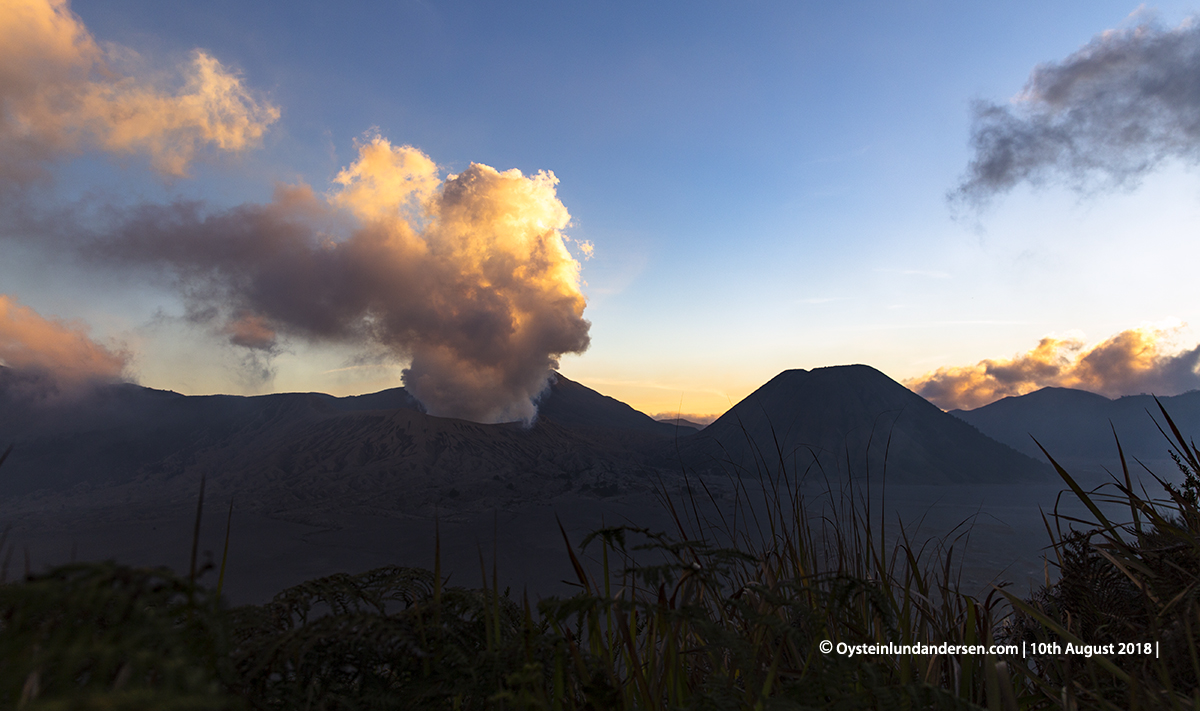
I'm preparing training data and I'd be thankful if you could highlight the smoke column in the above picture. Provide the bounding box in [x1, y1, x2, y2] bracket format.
[94, 137, 592, 423]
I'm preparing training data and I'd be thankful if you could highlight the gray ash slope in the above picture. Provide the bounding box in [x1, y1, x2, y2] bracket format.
[676, 365, 1050, 484]
[952, 386, 1200, 483]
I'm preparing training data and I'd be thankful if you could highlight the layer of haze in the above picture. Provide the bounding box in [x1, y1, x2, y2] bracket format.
[4, 0, 1200, 420]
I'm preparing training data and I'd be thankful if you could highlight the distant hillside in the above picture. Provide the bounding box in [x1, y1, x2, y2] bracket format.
[679, 365, 1049, 484]
[0, 364, 1060, 605]
[655, 418, 705, 432]
[951, 387, 1200, 481]
[0, 368, 682, 520]
[0, 365, 1055, 518]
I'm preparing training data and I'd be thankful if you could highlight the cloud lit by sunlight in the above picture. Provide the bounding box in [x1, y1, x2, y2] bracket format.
[906, 322, 1200, 410]
[221, 312, 277, 351]
[330, 136, 440, 222]
[0, 294, 128, 389]
[0, 0, 278, 183]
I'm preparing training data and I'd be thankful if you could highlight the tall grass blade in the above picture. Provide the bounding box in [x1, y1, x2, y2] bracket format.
[187, 472, 205, 613]
[215, 498, 233, 601]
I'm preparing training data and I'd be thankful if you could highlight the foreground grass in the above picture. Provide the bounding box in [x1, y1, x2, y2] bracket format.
[2, 405, 1199, 709]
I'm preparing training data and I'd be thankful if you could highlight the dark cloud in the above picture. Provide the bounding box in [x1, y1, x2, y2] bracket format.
[952, 17, 1200, 208]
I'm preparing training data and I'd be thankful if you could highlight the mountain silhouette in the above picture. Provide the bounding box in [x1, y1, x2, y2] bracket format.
[1, 364, 1053, 603]
[952, 386, 1200, 481]
[0, 365, 1054, 516]
[0, 369, 676, 516]
[679, 365, 1049, 484]
[536, 373, 683, 435]
[654, 418, 704, 432]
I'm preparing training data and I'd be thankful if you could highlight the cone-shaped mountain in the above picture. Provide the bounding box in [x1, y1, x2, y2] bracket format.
[680, 365, 1049, 484]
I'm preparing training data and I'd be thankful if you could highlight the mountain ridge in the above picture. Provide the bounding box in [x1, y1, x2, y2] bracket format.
[0, 365, 1052, 511]
[0, 363, 1060, 603]
[952, 385, 1200, 481]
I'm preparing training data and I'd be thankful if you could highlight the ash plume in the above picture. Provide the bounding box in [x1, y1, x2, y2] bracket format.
[952, 15, 1200, 208]
[91, 137, 592, 423]
[906, 323, 1200, 410]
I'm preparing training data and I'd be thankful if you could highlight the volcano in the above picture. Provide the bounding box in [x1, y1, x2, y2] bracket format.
[678, 365, 1049, 484]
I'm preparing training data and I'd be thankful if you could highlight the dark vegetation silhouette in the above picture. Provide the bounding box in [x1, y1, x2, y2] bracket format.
[1, 402, 1198, 709]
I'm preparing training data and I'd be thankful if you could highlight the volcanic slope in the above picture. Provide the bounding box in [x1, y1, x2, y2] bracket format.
[537, 372, 685, 435]
[678, 365, 1049, 484]
[952, 387, 1200, 482]
[0, 370, 678, 524]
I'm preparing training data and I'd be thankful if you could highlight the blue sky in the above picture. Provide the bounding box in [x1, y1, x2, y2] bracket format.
[5, 0, 1200, 420]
